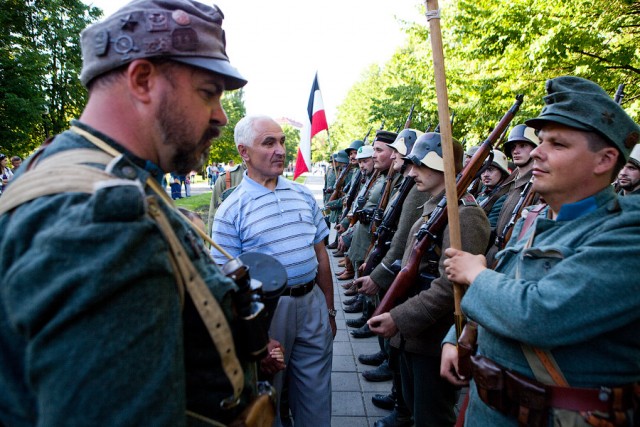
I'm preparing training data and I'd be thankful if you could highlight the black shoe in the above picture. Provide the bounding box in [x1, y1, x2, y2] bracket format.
[350, 323, 375, 339]
[373, 409, 413, 427]
[326, 241, 338, 249]
[358, 350, 386, 366]
[345, 315, 367, 328]
[343, 300, 363, 313]
[362, 360, 392, 381]
[343, 295, 360, 306]
[372, 393, 395, 411]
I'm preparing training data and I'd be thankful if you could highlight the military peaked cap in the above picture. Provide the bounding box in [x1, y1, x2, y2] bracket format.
[80, 0, 247, 90]
[526, 76, 639, 160]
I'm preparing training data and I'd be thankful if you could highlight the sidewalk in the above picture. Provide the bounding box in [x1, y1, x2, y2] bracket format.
[304, 174, 393, 427]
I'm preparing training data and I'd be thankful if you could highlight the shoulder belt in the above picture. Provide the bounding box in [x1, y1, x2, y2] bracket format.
[0, 135, 245, 405]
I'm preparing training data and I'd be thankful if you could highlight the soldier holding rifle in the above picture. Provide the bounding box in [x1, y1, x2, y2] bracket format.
[442, 76, 640, 427]
[368, 133, 491, 426]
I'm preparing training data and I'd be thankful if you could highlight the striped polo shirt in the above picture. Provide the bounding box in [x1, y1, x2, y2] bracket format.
[211, 173, 329, 286]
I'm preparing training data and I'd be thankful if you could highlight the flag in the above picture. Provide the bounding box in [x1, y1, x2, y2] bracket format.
[294, 72, 328, 180]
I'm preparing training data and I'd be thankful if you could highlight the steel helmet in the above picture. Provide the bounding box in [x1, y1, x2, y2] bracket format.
[388, 129, 424, 156]
[487, 149, 510, 175]
[355, 145, 374, 159]
[405, 132, 463, 173]
[344, 139, 365, 155]
[334, 151, 349, 164]
[503, 124, 539, 158]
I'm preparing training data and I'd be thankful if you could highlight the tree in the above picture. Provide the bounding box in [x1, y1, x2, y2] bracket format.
[208, 89, 247, 165]
[0, 0, 101, 158]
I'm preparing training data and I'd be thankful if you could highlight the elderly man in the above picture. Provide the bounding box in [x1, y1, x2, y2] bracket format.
[442, 76, 640, 427]
[211, 115, 336, 427]
[0, 1, 260, 426]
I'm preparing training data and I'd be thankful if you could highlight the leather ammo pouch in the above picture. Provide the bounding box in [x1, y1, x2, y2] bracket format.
[457, 321, 478, 379]
[471, 354, 548, 427]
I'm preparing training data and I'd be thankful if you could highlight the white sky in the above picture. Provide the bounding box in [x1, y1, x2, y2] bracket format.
[82, 0, 423, 124]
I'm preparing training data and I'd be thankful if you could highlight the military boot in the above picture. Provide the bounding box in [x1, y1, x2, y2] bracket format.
[372, 408, 413, 427]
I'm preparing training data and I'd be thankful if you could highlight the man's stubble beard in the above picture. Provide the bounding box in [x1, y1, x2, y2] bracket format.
[157, 94, 219, 175]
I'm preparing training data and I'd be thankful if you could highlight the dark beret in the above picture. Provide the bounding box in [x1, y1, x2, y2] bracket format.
[374, 130, 398, 145]
[80, 0, 246, 90]
[526, 76, 639, 160]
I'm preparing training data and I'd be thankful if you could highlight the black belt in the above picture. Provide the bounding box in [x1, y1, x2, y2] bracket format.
[285, 279, 316, 297]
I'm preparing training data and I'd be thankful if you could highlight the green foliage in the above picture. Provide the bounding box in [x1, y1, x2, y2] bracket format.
[282, 124, 301, 165]
[330, 0, 639, 151]
[208, 89, 246, 165]
[0, 0, 101, 157]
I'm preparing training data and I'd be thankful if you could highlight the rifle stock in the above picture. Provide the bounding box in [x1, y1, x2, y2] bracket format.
[373, 95, 524, 316]
[327, 163, 355, 202]
[348, 170, 380, 226]
[362, 176, 416, 276]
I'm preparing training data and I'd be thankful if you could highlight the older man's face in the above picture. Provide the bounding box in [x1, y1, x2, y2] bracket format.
[239, 118, 286, 181]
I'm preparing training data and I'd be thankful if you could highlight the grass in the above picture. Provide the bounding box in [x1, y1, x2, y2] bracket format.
[174, 192, 212, 224]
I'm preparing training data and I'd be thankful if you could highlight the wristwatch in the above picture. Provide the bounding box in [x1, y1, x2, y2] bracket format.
[328, 308, 337, 318]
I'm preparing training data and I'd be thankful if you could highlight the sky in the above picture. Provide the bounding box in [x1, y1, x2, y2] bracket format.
[81, 0, 423, 124]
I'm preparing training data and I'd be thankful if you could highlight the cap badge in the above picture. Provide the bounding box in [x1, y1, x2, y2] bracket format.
[601, 111, 615, 125]
[172, 10, 191, 26]
[120, 14, 138, 32]
[113, 35, 139, 60]
[146, 12, 169, 32]
[172, 28, 198, 51]
[94, 30, 110, 56]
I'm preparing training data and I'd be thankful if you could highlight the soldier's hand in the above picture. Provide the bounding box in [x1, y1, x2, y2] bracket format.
[355, 276, 379, 296]
[440, 343, 469, 387]
[443, 248, 487, 285]
[368, 313, 398, 338]
[357, 263, 366, 275]
[260, 339, 286, 375]
[335, 224, 346, 233]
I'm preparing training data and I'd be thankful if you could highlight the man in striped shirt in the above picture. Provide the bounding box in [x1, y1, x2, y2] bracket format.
[211, 115, 336, 427]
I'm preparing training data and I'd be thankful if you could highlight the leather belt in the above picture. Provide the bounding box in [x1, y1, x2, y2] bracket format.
[471, 354, 639, 422]
[285, 279, 316, 297]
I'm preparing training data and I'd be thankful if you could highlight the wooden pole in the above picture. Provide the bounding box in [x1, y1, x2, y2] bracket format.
[424, 0, 465, 339]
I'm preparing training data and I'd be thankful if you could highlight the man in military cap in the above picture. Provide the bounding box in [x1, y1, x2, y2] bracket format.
[368, 132, 491, 427]
[345, 139, 365, 165]
[0, 1, 258, 425]
[207, 158, 244, 235]
[442, 76, 640, 427]
[616, 145, 640, 196]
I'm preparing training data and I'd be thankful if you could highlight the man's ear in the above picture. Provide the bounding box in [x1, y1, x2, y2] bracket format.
[238, 144, 250, 161]
[594, 147, 619, 176]
[125, 59, 159, 104]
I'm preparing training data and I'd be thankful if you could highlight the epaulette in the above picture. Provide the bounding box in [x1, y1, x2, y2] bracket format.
[459, 193, 478, 207]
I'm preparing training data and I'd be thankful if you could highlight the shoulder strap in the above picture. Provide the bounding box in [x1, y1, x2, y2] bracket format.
[0, 149, 116, 216]
[1, 130, 246, 404]
[516, 219, 569, 387]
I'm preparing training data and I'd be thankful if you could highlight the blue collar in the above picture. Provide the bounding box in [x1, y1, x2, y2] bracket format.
[242, 173, 293, 198]
[555, 187, 615, 221]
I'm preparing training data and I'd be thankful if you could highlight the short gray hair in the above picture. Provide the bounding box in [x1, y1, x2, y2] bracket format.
[234, 115, 274, 149]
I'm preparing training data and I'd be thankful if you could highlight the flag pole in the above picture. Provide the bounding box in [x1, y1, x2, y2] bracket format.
[424, 0, 464, 339]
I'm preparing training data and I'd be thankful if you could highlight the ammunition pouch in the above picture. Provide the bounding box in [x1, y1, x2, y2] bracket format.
[457, 321, 478, 379]
[470, 355, 640, 427]
[356, 195, 367, 210]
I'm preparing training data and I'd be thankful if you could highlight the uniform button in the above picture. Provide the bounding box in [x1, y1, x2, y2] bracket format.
[121, 166, 137, 178]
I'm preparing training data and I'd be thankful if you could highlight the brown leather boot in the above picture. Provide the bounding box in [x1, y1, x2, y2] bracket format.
[337, 258, 346, 267]
[336, 257, 354, 280]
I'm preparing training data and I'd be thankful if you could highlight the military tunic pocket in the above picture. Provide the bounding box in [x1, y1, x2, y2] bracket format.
[517, 246, 572, 282]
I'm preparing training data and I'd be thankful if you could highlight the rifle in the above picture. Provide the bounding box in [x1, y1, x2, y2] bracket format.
[367, 167, 397, 238]
[395, 103, 416, 133]
[362, 126, 373, 145]
[349, 169, 380, 226]
[433, 111, 455, 133]
[361, 176, 416, 276]
[493, 177, 536, 251]
[373, 95, 524, 316]
[327, 163, 356, 202]
[338, 169, 363, 223]
[614, 84, 625, 104]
